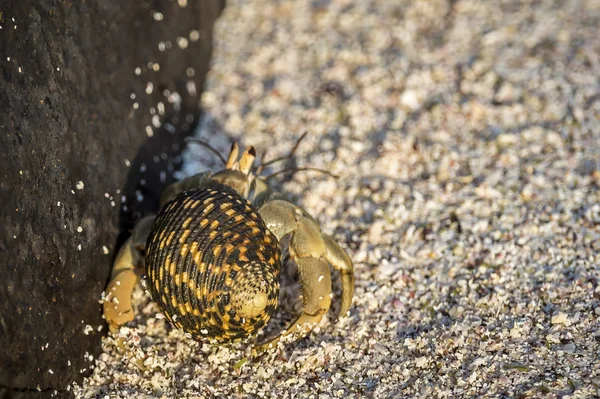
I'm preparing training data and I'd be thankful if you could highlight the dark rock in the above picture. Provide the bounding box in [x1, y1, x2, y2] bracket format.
[0, 0, 226, 396]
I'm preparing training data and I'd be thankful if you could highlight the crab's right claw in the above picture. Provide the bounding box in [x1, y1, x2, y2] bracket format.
[254, 203, 355, 351]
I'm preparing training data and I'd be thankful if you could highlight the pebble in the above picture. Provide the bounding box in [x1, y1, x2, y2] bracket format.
[551, 312, 569, 325]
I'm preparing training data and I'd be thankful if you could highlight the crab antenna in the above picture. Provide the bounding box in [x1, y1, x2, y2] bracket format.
[264, 167, 339, 182]
[226, 142, 240, 169]
[254, 149, 268, 175]
[259, 132, 308, 170]
[184, 138, 227, 165]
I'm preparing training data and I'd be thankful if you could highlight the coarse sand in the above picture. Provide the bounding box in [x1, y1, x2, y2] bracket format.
[75, 0, 600, 397]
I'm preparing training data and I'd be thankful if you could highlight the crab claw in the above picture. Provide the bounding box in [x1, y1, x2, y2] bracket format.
[255, 199, 354, 351]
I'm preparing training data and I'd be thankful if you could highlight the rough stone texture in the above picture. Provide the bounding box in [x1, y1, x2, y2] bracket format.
[0, 0, 225, 396]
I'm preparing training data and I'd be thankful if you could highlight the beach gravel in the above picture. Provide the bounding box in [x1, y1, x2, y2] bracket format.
[75, 0, 599, 397]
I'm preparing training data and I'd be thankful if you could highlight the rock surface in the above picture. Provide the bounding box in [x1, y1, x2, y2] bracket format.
[0, 0, 225, 396]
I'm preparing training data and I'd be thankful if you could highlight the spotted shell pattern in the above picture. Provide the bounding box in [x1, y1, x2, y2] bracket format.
[145, 182, 281, 342]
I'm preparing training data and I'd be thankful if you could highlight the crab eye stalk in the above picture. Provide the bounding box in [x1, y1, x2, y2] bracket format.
[239, 146, 256, 175]
[226, 142, 240, 169]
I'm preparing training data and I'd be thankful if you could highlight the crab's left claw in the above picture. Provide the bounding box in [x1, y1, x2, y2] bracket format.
[103, 215, 155, 333]
[255, 200, 354, 352]
[322, 234, 355, 318]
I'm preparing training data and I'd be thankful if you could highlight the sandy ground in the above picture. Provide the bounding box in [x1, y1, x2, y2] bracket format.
[75, 0, 600, 397]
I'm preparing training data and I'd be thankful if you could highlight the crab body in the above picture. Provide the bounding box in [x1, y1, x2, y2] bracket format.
[103, 141, 354, 350]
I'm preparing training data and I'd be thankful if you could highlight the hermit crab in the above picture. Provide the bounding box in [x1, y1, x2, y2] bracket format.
[103, 135, 354, 350]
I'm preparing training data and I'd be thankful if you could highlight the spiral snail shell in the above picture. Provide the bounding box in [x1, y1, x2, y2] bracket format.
[145, 181, 281, 342]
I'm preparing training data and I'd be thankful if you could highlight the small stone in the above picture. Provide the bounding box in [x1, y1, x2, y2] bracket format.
[551, 312, 568, 325]
[562, 342, 576, 353]
[400, 90, 420, 111]
[546, 334, 561, 344]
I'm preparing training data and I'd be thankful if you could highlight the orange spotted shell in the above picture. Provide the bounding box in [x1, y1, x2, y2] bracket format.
[145, 182, 281, 342]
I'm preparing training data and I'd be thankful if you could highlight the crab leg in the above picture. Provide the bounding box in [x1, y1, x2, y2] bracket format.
[256, 221, 331, 350]
[103, 215, 155, 333]
[322, 234, 354, 318]
[255, 199, 354, 351]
